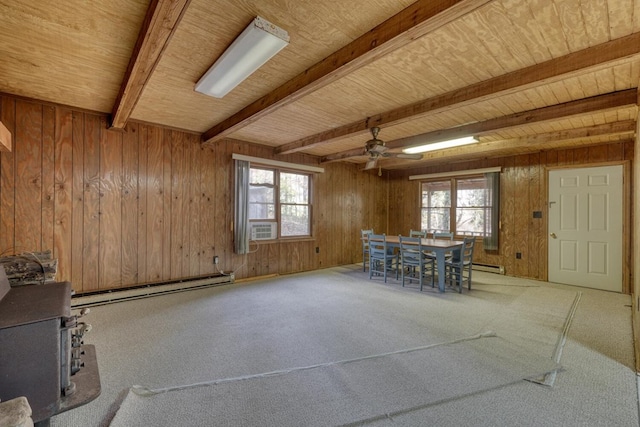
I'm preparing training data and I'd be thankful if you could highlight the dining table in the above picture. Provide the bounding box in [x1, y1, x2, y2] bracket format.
[369, 235, 464, 293]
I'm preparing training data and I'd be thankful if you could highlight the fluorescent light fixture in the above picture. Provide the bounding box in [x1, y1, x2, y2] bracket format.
[402, 136, 479, 154]
[195, 16, 289, 98]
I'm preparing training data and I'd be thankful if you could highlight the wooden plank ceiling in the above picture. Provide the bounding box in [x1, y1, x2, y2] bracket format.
[0, 0, 638, 170]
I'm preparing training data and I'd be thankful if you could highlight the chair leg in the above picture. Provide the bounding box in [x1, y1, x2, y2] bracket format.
[383, 258, 387, 283]
[446, 265, 463, 291]
[443, 264, 449, 288]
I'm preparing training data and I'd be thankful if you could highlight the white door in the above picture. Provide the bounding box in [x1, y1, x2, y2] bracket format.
[548, 165, 623, 292]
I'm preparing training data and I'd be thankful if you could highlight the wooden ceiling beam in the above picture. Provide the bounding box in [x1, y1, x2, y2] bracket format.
[384, 136, 636, 170]
[396, 132, 636, 168]
[282, 32, 640, 155]
[110, 0, 192, 129]
[381, 123, 636, 169]
[201, 0, 492, 145]
[422, 121, 637, 158]
[495, 120, 636, 144]
[322, 90, 638, 162]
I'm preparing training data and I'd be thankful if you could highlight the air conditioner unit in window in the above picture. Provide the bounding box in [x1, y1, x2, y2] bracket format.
[250, 222, 277, 240]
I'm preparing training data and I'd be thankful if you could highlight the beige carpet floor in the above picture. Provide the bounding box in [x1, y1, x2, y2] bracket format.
[51, 265, 638, 426]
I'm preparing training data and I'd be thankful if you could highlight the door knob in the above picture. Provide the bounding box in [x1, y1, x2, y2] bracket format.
[550, 232, 557, 239]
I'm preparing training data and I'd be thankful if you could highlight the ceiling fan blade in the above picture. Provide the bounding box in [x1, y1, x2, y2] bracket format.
[363, 157, 378, 170]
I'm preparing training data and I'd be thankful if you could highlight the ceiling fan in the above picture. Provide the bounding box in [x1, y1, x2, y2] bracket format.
[363, 127, 422, 170]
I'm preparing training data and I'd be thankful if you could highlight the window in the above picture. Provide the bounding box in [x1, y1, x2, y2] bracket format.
[420, 175, 494, 238]
[456, 177, 493, 237]
[249, 166, 311, 238]
[420, 180, 451, 232]
[279, 172, 310, 236]
[248, 168, 275, 219]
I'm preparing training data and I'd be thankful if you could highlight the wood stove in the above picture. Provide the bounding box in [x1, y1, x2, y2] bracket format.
[0, 267, 100, 426]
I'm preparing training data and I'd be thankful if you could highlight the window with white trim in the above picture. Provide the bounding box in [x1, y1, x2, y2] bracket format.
[420, 175, 494, 238]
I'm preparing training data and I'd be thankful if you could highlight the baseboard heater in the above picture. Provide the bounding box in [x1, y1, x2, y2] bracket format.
[71, 273, 235, 308]
[472, 263, 505, 275]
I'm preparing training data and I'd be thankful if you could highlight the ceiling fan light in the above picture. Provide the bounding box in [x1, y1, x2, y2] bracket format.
[195, 16, 289, 98]
[402, 136, 478, 154]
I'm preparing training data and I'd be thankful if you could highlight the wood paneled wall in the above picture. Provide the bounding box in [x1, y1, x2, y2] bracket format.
[388, 142, 634, 290]
[0, 95, 634, 294]
[0, 96, 385, 293]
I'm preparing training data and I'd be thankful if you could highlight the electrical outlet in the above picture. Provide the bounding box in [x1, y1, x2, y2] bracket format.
[516, 252, 522, 259]
[214, 256, 219, 265]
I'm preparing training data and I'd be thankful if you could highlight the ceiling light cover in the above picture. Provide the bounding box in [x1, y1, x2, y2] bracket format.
[402, 136, 478, 154]
[195, 16, 290, 98]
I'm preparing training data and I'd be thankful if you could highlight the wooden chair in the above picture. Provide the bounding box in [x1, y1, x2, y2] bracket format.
[433, 231, 454, 240]
[444, 237, 475, 292]
[361, 229, 374, 271]
[368, 234, 398, 283]
[399, 236, 434, 290]
[409, 229, 426, 238]
[404, 230, 426, 277]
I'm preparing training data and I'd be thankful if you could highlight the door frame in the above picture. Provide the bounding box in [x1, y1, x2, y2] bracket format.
[545, 160, 631, 293]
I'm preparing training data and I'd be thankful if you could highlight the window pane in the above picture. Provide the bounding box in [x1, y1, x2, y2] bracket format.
[280, 172, 309, 203]
[250, 168, 274, 185]
[281, 205, 309, 236]
[457, 177, 487, 207]
[421, 181, 451, 207]
[456, 207, 488, 235]
[421, 180, 451, 231]
[249, 168, 275, 220]
[456, 177, 489, 236]
[422, 207, 450, 232]
[248, 201, 275, 219]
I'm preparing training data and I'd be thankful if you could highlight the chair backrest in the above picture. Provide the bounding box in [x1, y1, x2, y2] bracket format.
[399, 235, 422, 253]
[368, 233, 387, 256]
[433, 231, 454, 240]
[400, 236, 426, 266]
[461, 237, 475, 263]
[409, 229, 426, 238]
[361, 229, 373, 248]
[452, 237, 475, 264]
